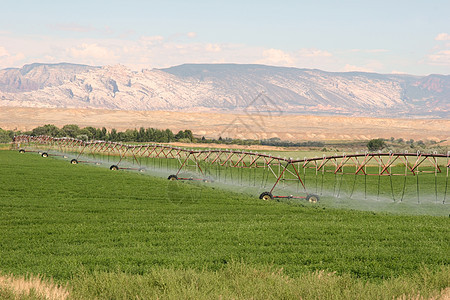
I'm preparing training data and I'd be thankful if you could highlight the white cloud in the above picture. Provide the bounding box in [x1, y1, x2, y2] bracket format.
[1, 29, 444, 74]
[0, 51, 25, 69]
[0, 46, 26, 69]
[43, 55, 57, 62]
[0, 36, 388, 74]
[298, 48, 332, 57]
[205, 43, 221, 52]
[118, 30, 136, 39]
[435, 33, 450, 41]
[67, 43, 118, 60]
[343, 64, 374, 73]
[424, 34, 450, 67]
[427, 50, 450, 66]
[139, 35, 164, 47]
[0, 46, 9, 57]
[258, 48, 295, 65]
[391, 70, 407, 74]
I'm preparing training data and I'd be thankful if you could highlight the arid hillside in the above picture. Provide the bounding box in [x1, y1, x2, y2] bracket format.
[1, 63, 449, 118]
[0, 107, 448, 142]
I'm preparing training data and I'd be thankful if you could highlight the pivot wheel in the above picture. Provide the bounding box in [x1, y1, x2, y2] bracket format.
[19, 149, 25, 153]
[168, 174, 178, 181]
[110, 165, 119, 171]
[306, 194, 319, 203]
[259, 192, 273, 201]
[70, 159, 78, 164]
[41, 152, 48, 158]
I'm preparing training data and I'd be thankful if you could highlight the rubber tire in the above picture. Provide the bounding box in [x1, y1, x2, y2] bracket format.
[19, 149, 25, 153]
[139, 168, 145, 172]
[41, 152, 48, 158]
[110, 165, 119, 171]
[306, 194, 319, 203]
[168, 174, 178, 181]
[259, 192, 273, 201]
[70, 159, 78, 164]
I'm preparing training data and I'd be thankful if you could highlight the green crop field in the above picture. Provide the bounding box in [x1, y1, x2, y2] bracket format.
[45, 144, 450, 216]
[0, 150, 449, 299]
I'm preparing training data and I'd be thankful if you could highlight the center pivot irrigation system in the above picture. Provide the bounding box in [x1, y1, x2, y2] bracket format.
[13, 135, 450, 204]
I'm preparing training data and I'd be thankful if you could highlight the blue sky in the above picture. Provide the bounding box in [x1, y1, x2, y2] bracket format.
[0, 0, 449, 75]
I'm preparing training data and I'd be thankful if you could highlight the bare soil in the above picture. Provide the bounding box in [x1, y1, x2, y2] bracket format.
[0, 107, 448, 142]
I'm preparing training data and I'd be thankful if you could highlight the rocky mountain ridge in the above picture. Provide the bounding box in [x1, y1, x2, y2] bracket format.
[0, 63, 448, 118]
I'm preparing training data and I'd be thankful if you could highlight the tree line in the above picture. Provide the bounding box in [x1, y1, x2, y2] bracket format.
[0, 124, 194, 143]
[0, 124, 261, 145]
[0, 124, 443, 152]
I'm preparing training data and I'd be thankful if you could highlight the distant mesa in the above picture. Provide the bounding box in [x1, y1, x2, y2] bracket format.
[0, 62, 448, 118]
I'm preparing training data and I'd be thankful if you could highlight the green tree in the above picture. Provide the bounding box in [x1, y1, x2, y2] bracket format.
[83, 127, 98, 139]
[62, 124, 81, 138]
[146, 128, 156, 142]
[101, 127, 107, 139]
[78, 128, 93, 140]
[137, 127, 146, 142]
[175, 130, 185, 140]
[31, 124, 62, 137]
[109, 128, 118, 141]
[123, 129, 138, 142]
[165, 129, 175, 142]
[184, 130, 193, 142]
[94, 128, 103, 140]
[0, 128, 12, 143]
[367, 139, 385, 151]
[153, 129, 164, 142]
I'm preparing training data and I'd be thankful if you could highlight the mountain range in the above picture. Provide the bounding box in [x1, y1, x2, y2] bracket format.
[0, 63, 448, 118]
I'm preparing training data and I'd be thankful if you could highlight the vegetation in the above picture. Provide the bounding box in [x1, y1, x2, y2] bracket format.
[29, 124, 195, 143]
[1, 125, 448, 154]
[0, 128, 15, 143]
[261, 137, 324, 147]
[0, 151, 449, 299]
[367, 138, 386, 151]
[1, 263, 449, 299]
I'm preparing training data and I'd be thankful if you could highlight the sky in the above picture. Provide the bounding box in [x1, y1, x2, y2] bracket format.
[0, 0, 449, 75]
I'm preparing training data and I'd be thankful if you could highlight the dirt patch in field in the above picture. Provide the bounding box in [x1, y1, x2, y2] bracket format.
[0, 107, 448, 142]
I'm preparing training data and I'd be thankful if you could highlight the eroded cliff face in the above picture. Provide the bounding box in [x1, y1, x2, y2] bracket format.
[0, 63, 448, 118]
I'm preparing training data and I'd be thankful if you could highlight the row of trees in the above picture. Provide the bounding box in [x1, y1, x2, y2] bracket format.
[198, 136, 261, 146]
[1, 124, 194, 143]
[1, 124, 261, 145]
[261, 137, 324, 148]
[367, 137, 437, 151]
[1, 125, 445, 152]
